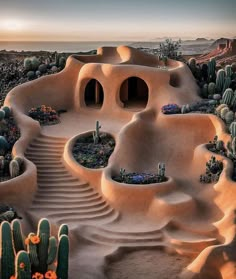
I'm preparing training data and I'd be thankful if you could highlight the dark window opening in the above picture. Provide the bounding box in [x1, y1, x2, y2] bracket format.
[85, 79, 104, 108]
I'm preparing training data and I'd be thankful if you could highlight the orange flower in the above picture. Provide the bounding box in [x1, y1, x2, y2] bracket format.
[45, 270, 57, 279]
[19, 262, 25, 269]
[32, 272, 44, 279]
[10, 276, 16, 279]
[30, 235, 40, 244]
[24, 237, 30, 245]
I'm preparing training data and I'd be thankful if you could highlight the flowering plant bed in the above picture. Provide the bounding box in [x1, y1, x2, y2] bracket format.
[28, 105, 60, 125]
[112, 172, 168, 184]
[72, 132, 115, 169]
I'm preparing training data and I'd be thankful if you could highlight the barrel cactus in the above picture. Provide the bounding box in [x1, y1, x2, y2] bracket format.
[216, 69, 226, 93]
[30, 57, 40, 71]
[225, 111, 234, 125]
[26, 71, 35, 80]
[1, 106, 11, 118]
[222, 88, 234, 106]
[38, 64, 47, 74]
[215, 104, 228, 116]
[0, 109, 5, 121]
[230, 122, 236, 138]
[220, 106, 230, 120]
[23, 58, 32, 71]
[208, 82, 216, 95]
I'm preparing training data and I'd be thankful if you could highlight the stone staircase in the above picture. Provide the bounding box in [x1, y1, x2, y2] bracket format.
[25, 134, 119, 228]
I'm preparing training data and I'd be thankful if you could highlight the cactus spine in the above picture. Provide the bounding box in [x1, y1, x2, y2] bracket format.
[216, 69, 226, 93]
[0, 221, 15, 279]
[222, 88, 234, 106]
[56, 235, 69, 279]
[15, 251, 31, 279]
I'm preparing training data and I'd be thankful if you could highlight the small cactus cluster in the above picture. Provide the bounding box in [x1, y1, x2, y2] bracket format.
[0, 218, 69, 279]
[113, 163, 167, 184]
[200, 156, 223, 183]
[215, 103, 236, 126]
[23, 54, 67, 80]
[207, 135, 227, 156]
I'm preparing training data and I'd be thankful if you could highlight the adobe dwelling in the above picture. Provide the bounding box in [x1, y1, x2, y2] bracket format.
[2, 46, 236, 278]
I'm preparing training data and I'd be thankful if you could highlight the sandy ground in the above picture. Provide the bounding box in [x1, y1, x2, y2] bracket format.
[106, 249, 190, 279]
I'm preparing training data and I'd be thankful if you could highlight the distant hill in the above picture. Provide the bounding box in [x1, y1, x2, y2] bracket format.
[196, 38, 208, 41]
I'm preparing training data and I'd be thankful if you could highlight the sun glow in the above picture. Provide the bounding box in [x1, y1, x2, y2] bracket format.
[1, 19, 24, 31]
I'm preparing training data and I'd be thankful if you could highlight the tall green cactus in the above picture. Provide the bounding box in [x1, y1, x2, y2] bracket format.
[56, 235, 69, 279]
[216, 69, 226, 93]
[230, 122, 236, 138]
[222, 77, 232, 92]
[58, 224, 69, 237]
[208, 58, 216, 81]
[0, 221, 15, 279]
[11, 219, 25, 253]
[225, 65, 233, 78]
[222, 88, 234, 107]
[15, 251, 31, 279]
[37, 218, 50, 274]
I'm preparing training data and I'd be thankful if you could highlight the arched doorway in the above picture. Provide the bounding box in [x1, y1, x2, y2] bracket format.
[120, 77, 148, 109]
[84, 79, 104, 108]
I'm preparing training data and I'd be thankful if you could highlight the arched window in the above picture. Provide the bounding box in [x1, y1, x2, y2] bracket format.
[84, 79, 104, 108]
[120, 77, 148, 109]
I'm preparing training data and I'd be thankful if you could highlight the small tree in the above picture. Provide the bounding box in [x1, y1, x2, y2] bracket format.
[158, 39, 182, 63]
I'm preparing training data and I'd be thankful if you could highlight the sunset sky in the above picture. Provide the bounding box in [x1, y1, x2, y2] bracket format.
[0, 0, 235, 41]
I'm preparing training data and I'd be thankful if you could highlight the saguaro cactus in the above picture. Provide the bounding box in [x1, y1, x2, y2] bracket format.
[216, 69, 226, 93]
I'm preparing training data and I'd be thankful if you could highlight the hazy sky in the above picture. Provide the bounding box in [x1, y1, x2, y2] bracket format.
[0, 0, 235, 41]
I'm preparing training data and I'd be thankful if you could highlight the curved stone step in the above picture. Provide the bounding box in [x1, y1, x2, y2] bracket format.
[29, 142, 65, 149]
[31, 201, 108, 212]
[38, 181, 88, 187]
[37, 177, 79, 183]
[79, 226, 163, 246]
[52, 207, 117, 222]
[27, 147, 64, 153]
[35, 190, 100, 199]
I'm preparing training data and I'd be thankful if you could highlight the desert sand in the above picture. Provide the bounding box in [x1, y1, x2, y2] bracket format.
[1, 46, 236, 278]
